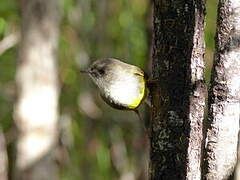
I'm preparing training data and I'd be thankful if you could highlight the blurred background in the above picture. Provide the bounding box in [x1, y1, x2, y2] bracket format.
[0, 0, 217, 179]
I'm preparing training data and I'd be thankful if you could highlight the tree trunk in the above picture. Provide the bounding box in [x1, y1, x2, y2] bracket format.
[14, 0, 60, 179]
[0, 130, 8, 180]
[235, 131, 240, 180]
[150, 0, 206, 179]
[202, 1, 240, 179]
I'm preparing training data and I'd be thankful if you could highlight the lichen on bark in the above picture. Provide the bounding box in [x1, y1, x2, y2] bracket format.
[150, 0, 206, 179]
[203, 1, 240, 179]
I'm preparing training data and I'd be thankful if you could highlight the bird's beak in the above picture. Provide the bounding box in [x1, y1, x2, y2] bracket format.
[80, 68, 91, 74]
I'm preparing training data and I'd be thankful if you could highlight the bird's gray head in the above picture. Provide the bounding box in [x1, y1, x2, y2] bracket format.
[80, 58, 121, 89]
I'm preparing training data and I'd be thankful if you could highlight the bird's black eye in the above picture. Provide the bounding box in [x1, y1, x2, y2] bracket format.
[98, 69, 105, 75]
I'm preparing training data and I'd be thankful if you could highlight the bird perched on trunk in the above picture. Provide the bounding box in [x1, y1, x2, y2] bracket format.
[80, 58, 148, 120]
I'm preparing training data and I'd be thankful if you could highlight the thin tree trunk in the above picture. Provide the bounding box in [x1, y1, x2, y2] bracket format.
[235, 131, 240, 180]
[0, 130, 8, 180]
[150, 0, 206, 179]
[14, 0, 60, 179]
[203, 1, 240, 179]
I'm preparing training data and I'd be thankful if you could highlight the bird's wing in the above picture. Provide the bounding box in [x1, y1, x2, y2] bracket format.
[130, 67, 148, 79]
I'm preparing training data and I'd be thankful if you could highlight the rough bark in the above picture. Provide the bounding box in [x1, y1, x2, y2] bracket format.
[150, 0, 206, 179]
[14, 0, 60, 179]
[203, 1, 240, 179]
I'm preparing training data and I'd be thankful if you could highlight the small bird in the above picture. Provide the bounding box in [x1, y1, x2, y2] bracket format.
[80, 58, 147, 120]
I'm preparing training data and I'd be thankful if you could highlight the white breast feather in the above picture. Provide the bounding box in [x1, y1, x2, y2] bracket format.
[109, 75, 139, 106]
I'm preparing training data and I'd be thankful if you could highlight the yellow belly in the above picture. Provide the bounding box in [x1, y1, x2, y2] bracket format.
[106, 72, 146, 109]
[127, 76, 146, 109]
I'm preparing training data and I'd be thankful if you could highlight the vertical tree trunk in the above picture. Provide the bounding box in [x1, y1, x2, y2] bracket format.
[235, 132, 240, 180]
[150, 0, 206, 179]
[0, 130, 8, 180]
[203, 1, 240, 179]
[14, 0, 60, 179]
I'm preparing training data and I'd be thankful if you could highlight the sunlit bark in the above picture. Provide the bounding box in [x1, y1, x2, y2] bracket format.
[203, 1, 240, 179]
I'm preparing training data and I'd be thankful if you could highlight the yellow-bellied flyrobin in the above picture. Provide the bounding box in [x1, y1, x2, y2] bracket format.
[80, 58, 148, 120]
